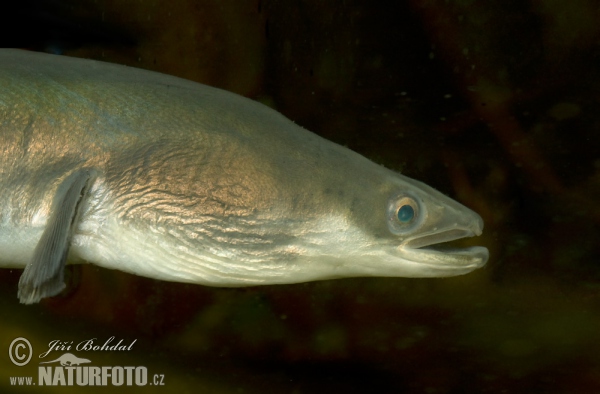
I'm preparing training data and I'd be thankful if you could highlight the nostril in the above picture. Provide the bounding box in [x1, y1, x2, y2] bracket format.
[474, 214, 484, 236]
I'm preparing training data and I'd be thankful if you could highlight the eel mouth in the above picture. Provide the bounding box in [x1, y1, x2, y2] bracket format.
[399, 229, 489, 270]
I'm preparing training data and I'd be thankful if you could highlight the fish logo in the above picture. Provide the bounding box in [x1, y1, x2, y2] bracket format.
[39, 353, 91, 366]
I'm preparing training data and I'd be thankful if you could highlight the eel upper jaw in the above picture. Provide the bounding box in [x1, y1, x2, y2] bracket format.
[398, 228, 489, 270]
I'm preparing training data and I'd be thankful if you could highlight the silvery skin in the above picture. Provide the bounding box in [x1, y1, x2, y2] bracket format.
[0, 49, 488, 304]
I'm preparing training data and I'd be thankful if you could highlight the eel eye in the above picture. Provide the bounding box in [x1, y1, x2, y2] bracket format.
[397, 204, 415, 223]
[387, 194, 423, 235]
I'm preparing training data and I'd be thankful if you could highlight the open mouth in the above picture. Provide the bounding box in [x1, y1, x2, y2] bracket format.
[400, 229, 489, 269]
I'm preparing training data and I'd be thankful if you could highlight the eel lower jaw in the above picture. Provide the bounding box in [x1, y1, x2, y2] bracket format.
[399, 229, 489, 270]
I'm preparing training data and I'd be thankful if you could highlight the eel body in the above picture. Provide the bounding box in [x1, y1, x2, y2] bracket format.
[0, 49, 488, 304]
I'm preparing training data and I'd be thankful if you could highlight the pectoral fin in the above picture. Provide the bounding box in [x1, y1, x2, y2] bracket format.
[18, 169, 95, 304]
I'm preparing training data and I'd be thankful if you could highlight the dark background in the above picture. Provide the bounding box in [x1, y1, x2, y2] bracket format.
[1, 0, 599, 392]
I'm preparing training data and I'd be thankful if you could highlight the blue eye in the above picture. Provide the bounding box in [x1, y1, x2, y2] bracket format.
[387, 194, 422, 235]
[397, 204, 415, 223]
